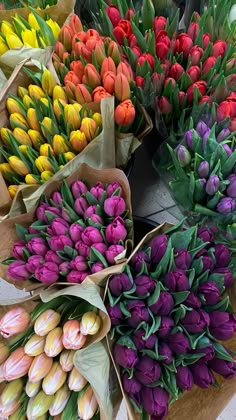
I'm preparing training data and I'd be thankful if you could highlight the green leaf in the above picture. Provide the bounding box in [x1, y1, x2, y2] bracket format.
[61, 180, 74, 208]
[213, 342, 236, 363]
[90, 247, 108, 267]
[117, 335, 135, 349]
[154, 238, 173, 276]
[15, 223, 29, 240]
[204, 296, 229, 313]
[171, 226, 197, 250]
[61, 390, 79, 420]
[172, 291, 190, 306]
[141, 0, 155, 30]
[130, 20, 147, 52]
[182, 352, 206, 366]
[64, 246, 78, 259]
[85, 192, 99, 206]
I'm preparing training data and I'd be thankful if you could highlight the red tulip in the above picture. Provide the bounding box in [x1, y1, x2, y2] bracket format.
[113, 20, 132, 45]
[190, 46, 203, 65]
[103, 71, 116, 94]
[153, 16, 167, 34]
[114, 99, 135, 126]
[187, 22, 200, 40]
[129, 34, 137, 47]
[157, 96, 172, 114]
[187, 80, 207, 103]
[74, 42, 92, 62]
[106, 5, 122, 27]
[178, 91, 186, 105]
[199, 95, 212, 105]
[174, 33, 193, 60]
[136, 53, 155, 70]
[202, 56, 216, 75]
[72, 32, 87, 46]
[229, 118, 236, 131]
[151, 72, 165, 94]
[64, 71, 80, 86]
[136, 76, 145, 89]
[155, 30, 171, 47]
[125, 8, 135, 20]
[132, 46, 142, 57]
[169, 63, 185, 81]
[92, 86, 112, 101]
[156, 42, 169, 60]
[212, 40, 227, 58]
[86, 29, 100, 39]
[216, 100, 236, 121]
[187, 65, 200, 82]
[161, 60, 170, 76]
[202, 33, 211, 49]
[164, 77, 176, 88]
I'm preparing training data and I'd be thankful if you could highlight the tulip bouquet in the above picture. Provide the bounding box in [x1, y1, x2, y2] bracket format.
[106, 221, 236, 419]
[0, 283, 108, 419]
[0, 67, 103, 198]
[52, 14, 141, 131]
[0, 166, 132, 290]
[0, 0, 57, 10]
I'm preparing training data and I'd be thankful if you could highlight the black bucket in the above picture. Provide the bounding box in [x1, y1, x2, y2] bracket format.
[122, 154, 135, 179]
[133, 216, 158, 246]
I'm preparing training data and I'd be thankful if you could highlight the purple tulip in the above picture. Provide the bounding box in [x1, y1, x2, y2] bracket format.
[174, 248, 191, 270]
[109, 273, 132, 296]
[157, 316, 174, 338]
[106, 181, 124, 197]
[71, 180, 88, 199]
[217, 128, 231, 142]
[141, 386, 169, 418]
[122, 373, 141, 395]
[89, 214, 104, 225]
[45, 250, 63, 265]
[27, 237, 48, 257]
[227, 175, 236, 198]
[70, 256, 88, 272]
[201, 255, 214, 272]
[127, 300, 150, 328]
[164, 269, 190, 292]
[104, 196, 126, 217]
[74, 197, 89, 215]
[26, 255, 44, 273]
[91, 261, 105, 273]
[176, 366, 194, 391]
[34, 262, 59, 284]
[198, 161, 209, 178]
[59, 261, 71, 275]
[84, 205, 97, 219]
[105, 245, 125, 264]
[51, 191, 62, 205]
[184, 292, 202, 309]
[106, 304, 123, 326]
[81, 227, 103, 246]
[217, 197, 236, 214]
[28, 226, 39, 234]
[213, 244, 231, 268]
[197, 227, 214, 243]
[205, 175, 220, 195]
[36, 203, 49, 222]
[196, 121, 208, 137]
[69, 224, 84, 243]
[45, 207, 61, 221]
[149, 291, 174, 315]
[113, 343, 138, 369]
[209, 311, 236, 340]
[48, 235, 73, 252]
[105, 217, 127, 244]
[223, 144, 233, 157]
[213, 267, 233, 288]
[158, 343, 173, 364]
[61, 207, 72, 223]
[7, 261, 30, 281]
[12, 241, 26, 259]
[90, 182, 105, 200]
[75, 241, 90, 257]
[209, 357, 236, 379]
[51, 218, 69, 236]
[176, 145, 191, 167]
[202, 128, 211, 149]
[133, 329, 157, 350]
[168, 332, 190, 354]
[190, 345, 215, 362]
[190, 362, 215, 388]
[134, 275, 155, 297]
[134, 356, 161, 385]
[181, 309, 210, 334]
[198, 281, 221, 305]
[149, 234, 168, 264]
[66, 271, 89, 283]
[184, 130, 193, 149]
[91, 242, 108, 256]
[130, 251, 151, 272]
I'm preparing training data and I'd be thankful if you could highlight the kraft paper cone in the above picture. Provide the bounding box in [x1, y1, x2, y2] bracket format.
[0, 163, 132, 292]
[105, 223, 236, 420]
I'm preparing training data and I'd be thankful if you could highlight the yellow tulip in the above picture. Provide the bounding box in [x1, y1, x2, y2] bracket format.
[27, 108, 40, 131]
[8, 185, 18, 199]
[41, 69, 57, 96]
[49, 383, 70, 416]
[80, 311, 101, 336]
[68, 367, 87, 392]
[92, 112, 102, 127]
[28, 12, 40, 31]
[41, 170, 54, 181]
[0, 38, 9, 55]
[17, 86, 28, 99]
[28, 353, 53, 383]
[24, 334, 45, 357]
[0, 127, 12, 144]
[9, 113, 29, 130]
[1, 21, 15, 36]
[6, 98, 25, 115]
[42, 362, 67, 395]
[73, 103, 82, 114]
[9, 407, 26, 420]
[52, 134, 69, 155]
[0, 163, 14, 177]
[25, 174, 40, 185]
[44, 327, 63, 358]
[28, 129, 44, 150]
[5, 34, 23, 49]
[1, 378, 24, 406]
[8, 156, 29, 176]
[53, 98, 66, 121]
[13, 128, 32, 145]
[59, 349, 75, 372]
[28, 84, 46, 100]
[35, 156, 53, 173]
[80, 117, 97, 142]
[77, 386, 98, 420]
[70, 130, 87, 153]
[23, 94, 34, 109]
[19, 145, 29, 155]
[21, 29, 38, 48]
[41, 117, 59, 137]
[53, 86, 68, 103]
[64, 104, 81, 130]
[64, 151, 76, 161]
[27, 391, 53, 418]
[0, 342, 10, 364]
[25, 380, 42, 398]
[40, 143, 54, 157]
[40, 97, 49, 108]
[46, 18, 61, 39]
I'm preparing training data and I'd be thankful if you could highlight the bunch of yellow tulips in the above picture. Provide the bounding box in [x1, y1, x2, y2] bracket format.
[0, 8, 60, 54]
[0, 68, 102, 199]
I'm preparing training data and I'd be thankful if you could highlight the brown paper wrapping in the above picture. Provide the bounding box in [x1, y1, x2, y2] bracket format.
[105, 223, 236, 420]
[0, 163, 132, 292]
[0, 281, 119, 420]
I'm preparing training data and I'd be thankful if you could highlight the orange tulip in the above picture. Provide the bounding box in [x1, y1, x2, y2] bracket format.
[64, 104, 81, 130]
[100, 57, 116, 79]
[70, 130, 87, 152]
[92, 86, 111, 102]
[28, 85, 46, 100]
[3, 347, 33, 381]
[64, 70, 80, 86]
[102, 71, 116, 94]
[70, 14, 83, 33]
[59, 24, 73, 52]
[9, 113, 29, 130]
[117, 62, 133, 82]
[53, 98, 67, 121]
[75, 84, 92, 104]
[114, 73, 130, 101]
[94, 40, 106, 65]
[40, 143, 54, 157]
[107, 40, 121, 65]
[62, 320, 87, 350]
[28, 353, 53, 383]
[28, 129, 44, 149]
[114, 99, 135, 126]
[13, 128, 32, 145]
[27, 108, 40, 131]
[70, 60, 84, 81]
[54, 40, 66, 60]
[84, 64, 101, 89]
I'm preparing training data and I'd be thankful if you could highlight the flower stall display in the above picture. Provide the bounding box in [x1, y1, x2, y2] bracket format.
[0, 0, 58, 10]
[0, 282, 116, 419]
[106, 221, 236, 420]
[0, 163, 132, 291]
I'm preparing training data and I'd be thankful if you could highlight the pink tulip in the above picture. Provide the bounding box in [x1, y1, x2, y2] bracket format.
[62, 320, 87, 350]
[3, 347, 33, 381]
[0, 307, 30, 338]
[28, 352, 53, 383]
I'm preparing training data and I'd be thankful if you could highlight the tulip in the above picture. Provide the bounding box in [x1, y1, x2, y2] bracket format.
[0, 163, 15, 179]
[187, 80, 207, 103]
[213, 267, 233, 288]
[63, 320, 87, 350]
[7, 261, 30, 282]
[184, 130, 193, 148]
[127, 300, 150, 328]
[35, 156, 53, 173]
[212, 40, 227, 58]
[198, 281, 221, 305]
[102, 71, 116, 95]
[174, 249, 191, 270]
[6, 98, 24, 115]
[168, 332, 190, 354]
[74, 242, 90, 258]
[198, 161, 209, 178]
[63, 104, 81, 130]
[0, 343, 9, 364]
[74, 84, 92, 104]
[136, 53, 155, 71]
[69, 224, 83, 243]
[25, 380, 42, 399]
[28, 85, 46, 100]
[24, 334, 46, 357]
[92, 86, 111, 101]
[80, 118, 97, 142]
[227, 175, 236, 198]
[187, 22, 200, 40]
[77, 385, 98, 420]
[109, 273, 132, 297]
[0, 307, 30, 339]
[164, 269, 189, 292]
[0, 399, 20, 417]
[0, 127, 12, 144]
[104, 196, 126, 217]
[91, 242, 107, 256]
[80, 311, 101, 336]
[202, 56, 217, 75]
[209, 357, 236, 379]
[68, 366, 87, 392]
[141, 386, 169, 418]
[42, 361, 67, 395]
[59, 349, 75, 372]
[28, 237, 48, 256]
[28, 391, 54, 418]
[107, 41, 121, 65]
[117, 62, 133, 83]
[44, 327, 63, 357]
[67, 271, 89, 285]
[182, 309, 210, 334]
[187, 65, 201, 83]
[176, 366, 194, 391]
[8, 185, 18, 199]
[3, 347, 33, 381]
[28, 129, 44, 149]
[210, 311, 236, 340]
[105, 244, 125, 264]
[134, 356, 160, 385]
[114, 73, 130, 102]
[205, 175, 220, 195]
[113, 342, 138, 369]
[53, 98, 66, 121]
[8, 156, 29, 176]
[25, 255, 44, 274]
[153, 16, 167, 33]
[6, 33, 23, 49]
[217, 197, 236, 214]
[169, 63, 185, 81]
[41, 170, 54, 182]
[105, 216, 127, 244]
[0, 38, 8, 54]
[11, 240, 26, 260]
[89, 182, 104, 200]
[130, 250, 151, 272]
[26, 108, 40, 132]
[34, 309, 61, 336]
[185, 292, 202, 309]
[214, 244, 231, 268]
[106, 304, 123, 326]
[34, 261, 59, 284]
[135, 275, 155, 297]
[133, 329, 156, 351]
[106, 5, 121, 27]
[1, 378, 24, 407]
[176, 145, 191, 167]
[197, 226, 214, 243]
[48, 383, 70, 416]
[191, 362, 215, 388]
[122, 373, 141, 399]
[28, 352, 53, 383]
[83, 64, 101, 89]
[51, 218, 69, 236]
[70, 130, 87, 152]
[149, 291, 174, 316]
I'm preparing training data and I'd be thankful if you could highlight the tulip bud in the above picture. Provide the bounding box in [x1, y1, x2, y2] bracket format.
[13, 127, 32, 146]
[27, 391, 54, 418]
[6, 98, 24, 115]
[42, 361, 67, 395]
[34, 310, 61, 336]
[41, 170, 53, 181]
[28, 129, 44, 149]
[80, 311, 101, 336]
[62, 320, 87, 350]
[0, 342, 9, 364]
[53, 98, 67, 121]
[41, 69, 57, 96]
[17, 86, 28, 98]
[35, 156, 53, 173]
[84, 64, 101, 89]
[114, 73, 130, 101]
[28, 85, 46, 100]
[52, 134, 69, 156]
[9, 407, 26, 419]
[27, 108, 40, 131]
[44, 327, 63, 357]
[1, 378, 24, 406]
[64, 104, 81, 130]
[114, 99, 135, 126]
[41, 117, 59, 137]
[25, 379, 42, 398]
[205, 175, 220, 195]
[75, 84, 93, 104]
[59, 349, 75, 372]
[77, 385, 98, 419]
[107, 41, 121, 65]
[28, 352, 53, 383]
[23, 94, 34, 109]
[175, 145, 191, 167]
[94, 40, 106, 65]
[9, 113, 29, 130]
[198, 161, 209, 178]
[49, 383, 70, 416]
[8, 185, 18, 199]
[68, 366, 87, 391]
[70, 130, 87, 152]
[8, 156, 29, 176]
[40, 143, 54, 157]
[3, 347, 33, 381]
[103, 71, 116, 94]
[0, 398, 20, 417]
[0, 127, 12, 144]
[80, 118, 97, 142]
[59, 24, 73, 51]
[0, 307, 30, 338]
[53, 86, 68, 104]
